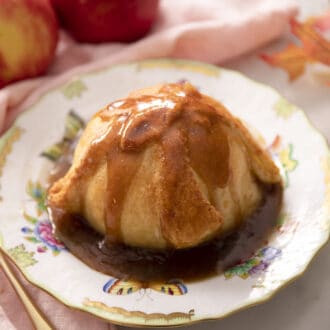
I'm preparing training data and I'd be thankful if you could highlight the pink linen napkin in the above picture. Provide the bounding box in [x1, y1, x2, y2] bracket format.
[0, 255, 112, 329]
[0, 0, 298, 329]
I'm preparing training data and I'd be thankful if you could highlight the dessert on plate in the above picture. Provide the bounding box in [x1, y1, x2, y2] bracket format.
[48, 82, 281, 248]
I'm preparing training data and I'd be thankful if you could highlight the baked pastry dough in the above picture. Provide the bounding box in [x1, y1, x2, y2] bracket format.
[48, 82, 281, 249]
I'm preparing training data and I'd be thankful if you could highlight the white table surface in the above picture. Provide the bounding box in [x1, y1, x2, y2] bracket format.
[121, 0, 330, 329]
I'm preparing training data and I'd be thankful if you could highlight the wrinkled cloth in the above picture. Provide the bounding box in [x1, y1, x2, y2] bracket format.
[0, 0, 298, 329]
[0, 254, 113, 329]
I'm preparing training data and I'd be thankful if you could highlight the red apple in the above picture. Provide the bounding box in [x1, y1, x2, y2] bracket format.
[51, 0, 159, 43]
[0, 0, 58, 88]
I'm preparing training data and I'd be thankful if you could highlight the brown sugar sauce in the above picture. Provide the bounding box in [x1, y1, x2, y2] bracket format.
[47, 83, 282, 282]
[50, 170, 281, 282]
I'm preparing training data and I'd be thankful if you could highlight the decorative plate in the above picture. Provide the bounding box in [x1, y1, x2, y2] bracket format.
[0, 59, 329, 327]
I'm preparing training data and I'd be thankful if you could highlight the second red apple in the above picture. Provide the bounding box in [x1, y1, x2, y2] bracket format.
[51, 0, 159, 43]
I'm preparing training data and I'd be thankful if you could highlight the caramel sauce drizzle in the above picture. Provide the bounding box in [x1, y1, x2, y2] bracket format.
[85, 83, 230, 243]
[47, 83, 283, 281]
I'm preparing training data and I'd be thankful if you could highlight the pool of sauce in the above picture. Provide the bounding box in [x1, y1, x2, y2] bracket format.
[49, 169, 281, 282]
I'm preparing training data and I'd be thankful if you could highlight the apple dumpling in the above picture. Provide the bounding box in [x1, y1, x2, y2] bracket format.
[47, 82, 281, 250]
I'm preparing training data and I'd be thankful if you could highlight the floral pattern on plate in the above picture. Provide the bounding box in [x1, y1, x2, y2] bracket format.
[224, 247, 282, 279]
[7, 244, 37, 268]
[268, 135, 298, 187]
[22, 181, 66, 255]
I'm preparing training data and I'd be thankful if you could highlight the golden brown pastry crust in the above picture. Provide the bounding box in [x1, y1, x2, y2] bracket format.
[48, 82, 281, 249]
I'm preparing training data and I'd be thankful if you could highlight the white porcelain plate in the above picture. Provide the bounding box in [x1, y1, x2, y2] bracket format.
[0, 59, 329, 327]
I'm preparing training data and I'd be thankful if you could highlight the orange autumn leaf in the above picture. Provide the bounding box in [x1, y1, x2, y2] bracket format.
[261, 13, 330, 81]
[291, 18, 330, 65]
[260, 45, 309, 80]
